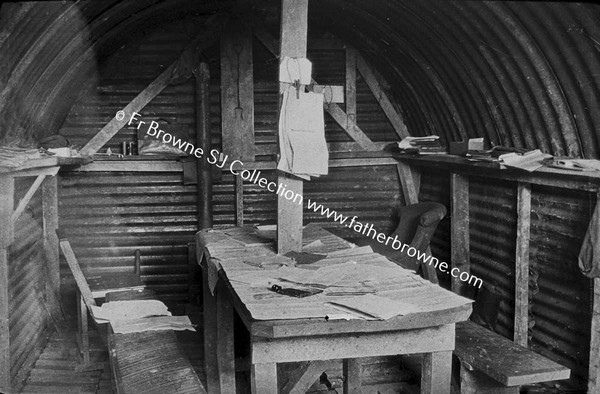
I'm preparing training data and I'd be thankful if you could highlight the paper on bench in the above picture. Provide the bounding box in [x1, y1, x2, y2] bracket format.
[327, 294, 420, 320]
[90, 300, 171, 324]
[111, 316, 195, 334]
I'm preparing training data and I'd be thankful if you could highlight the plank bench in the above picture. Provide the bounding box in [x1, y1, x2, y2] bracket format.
[455, 320, 571, 393]
[58, 235, 205, 394]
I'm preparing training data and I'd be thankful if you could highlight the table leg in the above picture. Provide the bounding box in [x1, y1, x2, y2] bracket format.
[251, 362, 277, 394]
[202, 266, 220, 394]
[421, 351, 452, 394]
[343, 359, 362, 393]
[217, 283, 236, 391]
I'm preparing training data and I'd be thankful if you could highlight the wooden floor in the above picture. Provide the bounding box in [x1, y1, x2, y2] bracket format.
[16, 304, 420, 393]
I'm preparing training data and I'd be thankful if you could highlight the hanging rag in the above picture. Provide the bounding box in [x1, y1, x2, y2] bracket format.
[279, 57, 312, 85]
[579, 200, 600, 278]
[277, 86, 328, 179]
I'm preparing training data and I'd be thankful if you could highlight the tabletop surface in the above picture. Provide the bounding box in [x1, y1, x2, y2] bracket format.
[196, 224, 472, 338]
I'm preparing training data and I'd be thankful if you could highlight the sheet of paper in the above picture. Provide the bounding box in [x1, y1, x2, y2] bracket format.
[111, 316, 195, 334]
[327, 294, 420, 320]
[279, 56, 312, 85]
[91, 300, 171, 323]
[499, 149, 552, 172]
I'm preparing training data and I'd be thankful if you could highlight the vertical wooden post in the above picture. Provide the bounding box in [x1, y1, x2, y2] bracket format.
[421, 351, 453, 394]
[220, 7, 255, 162]
[235, 175, 244, 227]
[0, 176, 14, 392]
[514, 183, 531, 347]
[589, 278, 600, 393]
[277, 0, 309, 254]
[42, 175, 60, 314]
[396, 162, 420, 205]
[345, 47, 357, 133]
[195, 62, 213, 229]
[451, 173, 469, 294]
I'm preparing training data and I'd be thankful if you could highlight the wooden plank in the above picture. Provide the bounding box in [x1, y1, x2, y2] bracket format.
[277, 0, 308, 255]
[343, 359, 362, 394]
[235, 175, 244, 226]
[216, 283, 236, 392]
[451, 173, 469, 295]
[254, 26, 377, 151]
[0, 177, 13, 392]
[455, 320, 570, 387]
[460, 366, 519, 394]
[220, 13, 254, 161]
[80, 23, 220, 156]
[324, 102, 377, 150]
[11, 174, 46, 226]
[356, 54, 410, 138]
[421, 351, 452, 394]
[251, 363, 277, 394]
[70, 161, 183, 172]
[251, 324, 455, 364]
[514, 183, 531, 347]
[345, 47, 357, 131]
[396, 162, 419, 205]
[589, 277, 600, 393]
[42, 175, 61, 316]
[58, 239, 96, 310]
[194, 62, 213, 229]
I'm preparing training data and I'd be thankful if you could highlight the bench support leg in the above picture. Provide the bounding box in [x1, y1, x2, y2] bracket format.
[77, 292, 90, 364]
[251, 362, 277, 394]
[421, 351, 452, 394]
[460, 364, 518, 394]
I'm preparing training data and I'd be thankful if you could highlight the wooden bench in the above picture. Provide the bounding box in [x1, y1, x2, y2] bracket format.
[58, 235, 206, 394]
[455, 320, 571, 393]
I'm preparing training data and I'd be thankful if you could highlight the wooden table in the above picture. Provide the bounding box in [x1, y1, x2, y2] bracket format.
[196, 225, 472, 393]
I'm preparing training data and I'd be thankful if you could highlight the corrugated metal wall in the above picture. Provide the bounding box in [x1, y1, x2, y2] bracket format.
[418, 169, 594, 390]
[9, 178, 48, 387]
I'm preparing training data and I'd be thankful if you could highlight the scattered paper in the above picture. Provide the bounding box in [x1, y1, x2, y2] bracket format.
[327, 294, 420, 320]
[91, 300, 171, 324]
[499, 149, 552, 172]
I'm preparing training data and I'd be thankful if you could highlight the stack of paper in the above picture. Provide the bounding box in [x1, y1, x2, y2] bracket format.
[499, 149, 552, 172]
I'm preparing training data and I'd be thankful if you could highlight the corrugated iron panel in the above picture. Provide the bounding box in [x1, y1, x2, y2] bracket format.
[529, 186, 594, 391]
[58, 170, 199, 301]
[238, 165, 402, 241]
[9, 178, 48, 384]
[469, 177, 517, 339]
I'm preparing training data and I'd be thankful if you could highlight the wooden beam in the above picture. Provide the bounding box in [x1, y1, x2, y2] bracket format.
[254, 27, 377, 151]
[451, 173, 470, 295]
[357, 54, 410, 139]
[277, 0, 308, 255]
[345, 47, 357, 134]
[70, 161, 183, 172]
[11, 174, 46, 226]
[42, 175, 60, 315]
[0, 177, 13, 393]
[421, 351, 453, 394]
[194, 62, 213, 229]
[235, 175, 244, 226]
[396, 162, 420, 205]
[514, 183, 531, 347]
[80, 20, 221, 156]
[283, 360, 337, 394]
[220, 12, 255, 161]
[58, 238, 96, 310]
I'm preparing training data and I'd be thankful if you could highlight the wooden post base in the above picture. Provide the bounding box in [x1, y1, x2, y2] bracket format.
[460, 364, 518, 394]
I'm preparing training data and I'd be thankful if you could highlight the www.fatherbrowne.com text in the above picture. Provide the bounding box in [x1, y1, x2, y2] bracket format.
[127, 112, 483, 289]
